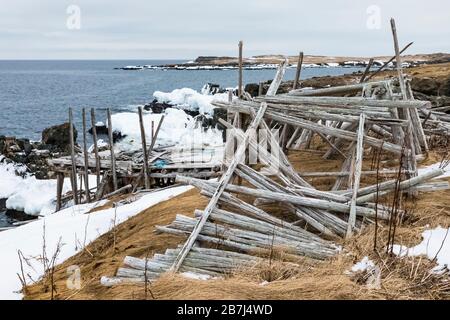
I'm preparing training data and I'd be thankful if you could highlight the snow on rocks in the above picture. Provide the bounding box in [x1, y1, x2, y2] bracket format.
[0, 156, 97, 216]
[111, 108, 224, 153]
[0, 185, 192, 299]
[153, 87, 230, 115]
[392, 226, 450, 271]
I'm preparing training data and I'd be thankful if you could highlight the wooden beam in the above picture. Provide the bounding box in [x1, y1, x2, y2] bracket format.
[347, 114, 365, 237]
[266, 58, 288, 96]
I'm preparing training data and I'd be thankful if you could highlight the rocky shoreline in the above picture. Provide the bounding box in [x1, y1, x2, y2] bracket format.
[116, 52, 450, 71]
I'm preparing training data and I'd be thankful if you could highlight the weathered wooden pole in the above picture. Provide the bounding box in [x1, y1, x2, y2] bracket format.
[238, 40, 243, 98]
[138, 106, 150, 189]
[55, 172, 64, 211]
[347, 114, 365, 237]
[292, 51, 304, 89]
[82, 108, 90, 203]
[68, 107, 78, 205]
[107, 108, 118, 191]
[90, 108, 101, 187]
[390, 18, 408, 99]
[359, 58, 374, 83]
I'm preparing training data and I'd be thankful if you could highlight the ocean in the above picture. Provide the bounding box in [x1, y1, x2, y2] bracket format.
[0, 60, 365, 141]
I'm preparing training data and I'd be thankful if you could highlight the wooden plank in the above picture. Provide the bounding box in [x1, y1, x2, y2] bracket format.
[107, 108, 118, 191]
[82, 108, 91, 203]
[266, 58, 288, 96]
[68, 107, 78, 205]
[169, 102, 268, 272]
[292, 51, 304, 90]
[347, 114, 365, 237]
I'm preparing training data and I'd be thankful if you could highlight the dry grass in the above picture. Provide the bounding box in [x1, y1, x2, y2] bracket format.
[24, 142, 450, 300]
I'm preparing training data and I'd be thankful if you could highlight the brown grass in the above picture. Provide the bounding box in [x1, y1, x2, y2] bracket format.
[24, 143, 450, 300]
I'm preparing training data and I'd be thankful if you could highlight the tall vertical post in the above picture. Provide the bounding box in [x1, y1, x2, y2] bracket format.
[55, 172, 64, 212]
[238, 40, 243, 98]
[90, 108, 101, 187]
[82, 108, 91, 203]
[292, 51, 304, 90]
[138, 107, 150, 189]
[68, 107, 78, 205]
[107, 108, 118, 191]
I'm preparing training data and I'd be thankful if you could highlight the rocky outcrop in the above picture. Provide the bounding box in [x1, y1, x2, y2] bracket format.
[42, 122, 77, 152]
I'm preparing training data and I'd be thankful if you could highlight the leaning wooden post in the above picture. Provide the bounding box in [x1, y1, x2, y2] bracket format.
[82, 108, 90, 203]
[68, 107, 78, 205]
[292, 51, 304, 90]
[359, 58, 374, 83]
[366, 42, 413, 82]
[107, 108, 118, 191]
[238, 40, 243, 98]
[347, 113, 366, 237]
[55, 172, 64, 211]
[138, 106, 150, 189]
[90, 108, 101, 187]
[390, 18, 408, 99]
[170, 102, 268, 272]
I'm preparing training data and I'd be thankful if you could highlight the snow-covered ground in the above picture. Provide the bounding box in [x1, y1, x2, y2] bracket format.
[393, 226, 450, 271]
[0, 185, 192, 300]
[0, 156, 97, 216]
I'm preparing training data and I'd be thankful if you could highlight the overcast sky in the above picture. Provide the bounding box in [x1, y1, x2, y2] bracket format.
[0, 0, 449, 59]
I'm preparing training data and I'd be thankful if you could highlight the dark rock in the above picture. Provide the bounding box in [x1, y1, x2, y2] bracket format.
[143, 99, 173, 113]
[113, 131, 126, 143]
[411, 77, 440, 96]
[5, 208, 37, 221]
[0, 198, 6, 211]
[88, 124, 108, 135]
[439, 76, 450, 96]
[42, 122, 77, 151]
[244, 83, 262, 97]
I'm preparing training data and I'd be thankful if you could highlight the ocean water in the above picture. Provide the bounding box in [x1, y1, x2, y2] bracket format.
[0, 60, 365, 141]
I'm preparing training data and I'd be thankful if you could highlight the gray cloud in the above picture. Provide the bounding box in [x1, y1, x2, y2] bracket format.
[0, 0, 449, 59]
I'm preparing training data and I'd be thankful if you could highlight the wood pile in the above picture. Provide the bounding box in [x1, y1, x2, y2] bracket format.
[102, 19, 450, 285]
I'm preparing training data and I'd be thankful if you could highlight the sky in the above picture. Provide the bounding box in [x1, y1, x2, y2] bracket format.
[0, 0, 449, 59]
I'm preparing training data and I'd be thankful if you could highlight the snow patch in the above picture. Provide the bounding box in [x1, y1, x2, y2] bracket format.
[392, 226, 450, 270]
[351, 256, 375, 272]
[0, 185, 192, 299]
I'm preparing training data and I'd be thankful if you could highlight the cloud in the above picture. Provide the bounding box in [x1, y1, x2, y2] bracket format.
[0, 0, 448, 59]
